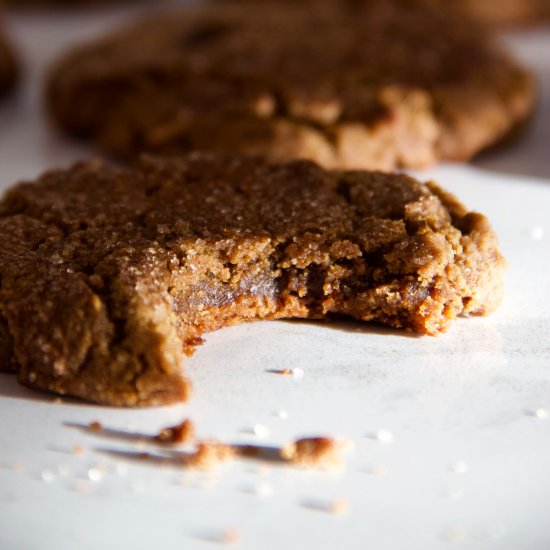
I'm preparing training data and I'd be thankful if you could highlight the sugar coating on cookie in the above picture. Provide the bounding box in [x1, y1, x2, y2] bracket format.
[47, 2, 535, 170]
[0, 154, 505, 406]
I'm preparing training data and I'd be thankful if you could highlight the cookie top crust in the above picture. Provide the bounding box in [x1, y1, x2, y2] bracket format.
[0, 154, 505, 406]
[47, 1, 535, 170]
[0, 26, 16, 99]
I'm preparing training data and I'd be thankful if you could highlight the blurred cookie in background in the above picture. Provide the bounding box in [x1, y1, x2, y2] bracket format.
[46, 2, 535, 171]
[0, 22, 16, 99]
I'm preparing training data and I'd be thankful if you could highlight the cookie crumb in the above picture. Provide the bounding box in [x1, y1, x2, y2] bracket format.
[329, 498, 350, 515]
[450, 461, 468, 474]
[220, 528, 242, 546]
[375, 430, 394, 444]
[281, 437, 351, 469]
[530, 226, 544, 240]
[72, 444, 85, 456]
[87, 467, 104, 482]
[531, 407, 548, 419]
[155, 418, 195, 444]
[40, 469, 56, 483]
[186, 442, 236, 470]
[88, 421, 102, 431]
[302, 497, 350, 515]
[255, 482, 274, 497]
[268, 368, 293, 375]
[268, 367, 304, 378]
[252, 424, 270, 438]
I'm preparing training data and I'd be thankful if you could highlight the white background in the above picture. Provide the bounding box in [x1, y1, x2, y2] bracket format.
[0, 4, 549, 549]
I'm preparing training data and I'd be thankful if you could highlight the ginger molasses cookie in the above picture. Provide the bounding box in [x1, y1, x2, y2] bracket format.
[0, 154, 505, 406]
[46, 2, 535, 171]
[0, 24, 16, 99]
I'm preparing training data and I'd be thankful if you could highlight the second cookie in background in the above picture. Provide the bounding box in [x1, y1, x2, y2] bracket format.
[46, 1, 536, 171]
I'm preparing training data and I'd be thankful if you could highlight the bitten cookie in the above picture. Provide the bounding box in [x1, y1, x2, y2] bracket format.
[0, 23, 16, 99]
[46, 2, 535, 171]
[0, 154, 506, 406]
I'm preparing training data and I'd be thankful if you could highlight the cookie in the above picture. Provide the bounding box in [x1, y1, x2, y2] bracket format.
[0, 153, 505, 406]
[46, 2, 535, 171]
[0, 24, 16, 99]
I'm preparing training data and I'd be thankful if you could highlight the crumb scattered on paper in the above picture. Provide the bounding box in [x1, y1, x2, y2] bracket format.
[280, 437, 353, 469]
[185, 442, 237, 470]
[155, 418, 195, 444]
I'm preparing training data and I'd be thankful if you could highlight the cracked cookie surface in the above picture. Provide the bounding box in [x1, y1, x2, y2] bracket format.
[46, 1, 535, 171]
[0, 154, 505, 406]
